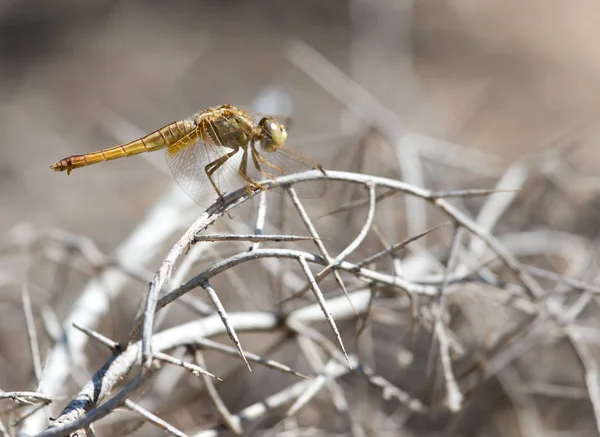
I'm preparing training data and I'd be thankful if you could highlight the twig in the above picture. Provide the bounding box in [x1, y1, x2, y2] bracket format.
[297, 257, 349, 362]
[38, 370, 156, 437]
[124, 399, 190, 437]
[154, 241, 216, 334]
[154, 352, 220, 381]
[191, 338, 309, 379]
[315, 182, 377, 280]
[194, 350, 242, 435]
[517, 381, 588, 399]
[431, 188, 519, 199]
[194, 234, 318, 243]
[21, 283, 43, 385]
[287, 319, 349, 366]
[252, 190, 268, 251]
[72, 323, 120, 351]
[286, 186, 353, 312]
[287, 358, 348, 417]
[201, 281, 251, 371]
[150, 248, 442, 317]
[464, 161, 528, 271]
[319, 188, 396, 218]
[356, 222, 449, 268]
[11, 402, 49, 427]
[433, 225, 464, 412]
[357, 366, 428, 413]
[0, 392, 52, 404]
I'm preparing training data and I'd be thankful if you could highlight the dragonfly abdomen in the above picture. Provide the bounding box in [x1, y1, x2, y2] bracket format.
[50, 120, 196, 174]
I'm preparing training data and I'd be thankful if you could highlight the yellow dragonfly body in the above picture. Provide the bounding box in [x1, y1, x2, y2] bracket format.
[50, 104, 325, 204]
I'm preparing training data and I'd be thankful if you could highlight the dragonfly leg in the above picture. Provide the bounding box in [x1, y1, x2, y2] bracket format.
[239, 149, 269, 193]
[252, 146, 285, 175]
[251, 149, 276, 179]
[205, 149, 239, 198]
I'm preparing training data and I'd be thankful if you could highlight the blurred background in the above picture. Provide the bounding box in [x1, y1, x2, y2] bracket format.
[2, 0, 600, 242]
[2, 0, 600, 436]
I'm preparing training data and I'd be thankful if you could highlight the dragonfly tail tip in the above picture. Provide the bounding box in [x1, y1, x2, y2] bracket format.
[49, 160, 73, 175]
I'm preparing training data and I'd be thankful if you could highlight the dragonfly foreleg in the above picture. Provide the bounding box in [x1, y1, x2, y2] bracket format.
[251, 149, 276, 179]
[205, 149, 239, 198]
[239, 149, 269, 195]
[252, 146, 285, 175]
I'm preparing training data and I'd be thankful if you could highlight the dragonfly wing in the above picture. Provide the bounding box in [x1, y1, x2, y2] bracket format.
[254, 143, 327, 199]
[165, 138, 250, 208]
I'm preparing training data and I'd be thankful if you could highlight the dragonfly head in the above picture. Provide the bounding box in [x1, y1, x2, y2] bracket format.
[258, 117, 287, 152]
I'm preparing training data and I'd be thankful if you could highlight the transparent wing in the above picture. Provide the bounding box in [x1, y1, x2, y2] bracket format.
[252, 143, 327, 199]
[164, 137, 250, 209]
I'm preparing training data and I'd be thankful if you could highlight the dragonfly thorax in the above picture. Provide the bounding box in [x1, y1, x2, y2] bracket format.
[257, 117, 288, 152]
[194, 110, 254, 150]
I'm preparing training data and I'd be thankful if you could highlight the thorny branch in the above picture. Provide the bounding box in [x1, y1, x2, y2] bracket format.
[4, 166, 600, 436]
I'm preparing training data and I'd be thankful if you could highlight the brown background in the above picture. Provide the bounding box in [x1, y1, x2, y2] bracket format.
[1, 0, 600, 435]
[2, 0, 599, 243]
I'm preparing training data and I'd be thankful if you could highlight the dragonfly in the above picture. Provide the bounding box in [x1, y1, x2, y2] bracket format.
[50, 104, 326, 207]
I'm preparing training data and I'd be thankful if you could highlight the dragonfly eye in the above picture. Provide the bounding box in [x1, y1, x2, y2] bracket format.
[258, 117, 287, 152]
